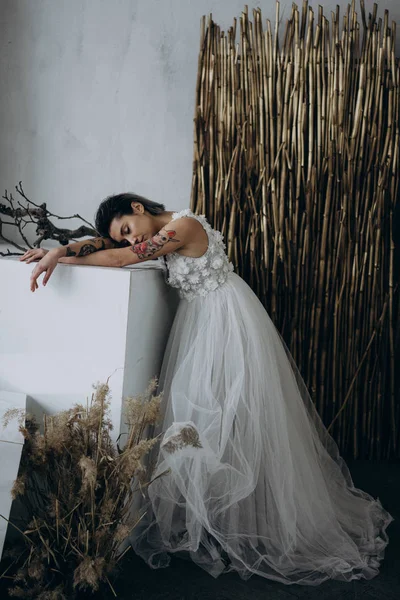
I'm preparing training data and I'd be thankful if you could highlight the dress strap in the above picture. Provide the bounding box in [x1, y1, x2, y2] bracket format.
[171, 208, 194, 221]
[171, 209, 211, 231]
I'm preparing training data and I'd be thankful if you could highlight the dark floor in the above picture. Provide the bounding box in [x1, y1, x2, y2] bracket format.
[1, 459, 399, 599]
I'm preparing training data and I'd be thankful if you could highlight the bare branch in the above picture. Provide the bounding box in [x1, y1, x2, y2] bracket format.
[0, 249, 24, 257]
[0, 182, 98, 253]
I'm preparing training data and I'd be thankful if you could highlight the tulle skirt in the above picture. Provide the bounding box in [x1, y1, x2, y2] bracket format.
[129, 272, 394, 585]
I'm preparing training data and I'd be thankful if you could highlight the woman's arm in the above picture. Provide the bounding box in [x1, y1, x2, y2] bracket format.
[20, 236, 120, 264]
[58, 218, 192, 268]
[29, 218, 193, 292]
[58, 236, 119, 259]
[58, 248, 123, 267]
[28, 237, 124, 291]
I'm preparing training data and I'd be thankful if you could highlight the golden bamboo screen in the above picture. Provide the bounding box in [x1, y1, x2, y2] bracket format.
[189, 0, 400, 460]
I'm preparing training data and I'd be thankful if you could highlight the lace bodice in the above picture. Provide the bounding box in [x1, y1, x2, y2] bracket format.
[159, 208, 234, 302]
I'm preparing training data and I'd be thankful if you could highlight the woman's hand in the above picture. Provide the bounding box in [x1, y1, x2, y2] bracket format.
[20, 247, 49, 264]
[29, 250, 61, 292]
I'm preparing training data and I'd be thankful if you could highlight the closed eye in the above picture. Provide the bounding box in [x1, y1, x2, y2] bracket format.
[119, 225, 130, 242]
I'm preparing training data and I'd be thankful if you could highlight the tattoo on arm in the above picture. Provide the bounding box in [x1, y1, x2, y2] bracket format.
[76, 241, 106, 256]
[130, 229, 181, 259]
[65, 237, 110, 258]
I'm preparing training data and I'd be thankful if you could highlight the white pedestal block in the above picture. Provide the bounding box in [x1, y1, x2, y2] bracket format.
[0, 254, 179, 442]
[0, 391, 26, 559]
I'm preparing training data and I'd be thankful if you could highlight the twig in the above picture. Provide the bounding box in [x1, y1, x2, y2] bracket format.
[0, 181, 98, 252]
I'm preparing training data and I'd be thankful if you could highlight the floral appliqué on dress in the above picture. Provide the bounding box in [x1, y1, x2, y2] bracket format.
[159, 208, 234, 302]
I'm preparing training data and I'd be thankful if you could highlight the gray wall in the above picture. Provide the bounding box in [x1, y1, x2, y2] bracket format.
[0, 0, 398, 243]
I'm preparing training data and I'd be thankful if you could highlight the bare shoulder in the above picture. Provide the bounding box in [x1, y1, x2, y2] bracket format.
[166, 214, 208, 257]
[158, 214, 195, 241]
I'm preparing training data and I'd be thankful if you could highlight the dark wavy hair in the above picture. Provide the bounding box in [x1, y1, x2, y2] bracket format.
[95, 193, 166, 238]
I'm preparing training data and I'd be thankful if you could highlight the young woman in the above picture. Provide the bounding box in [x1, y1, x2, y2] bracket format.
[21, 193, 394, 585]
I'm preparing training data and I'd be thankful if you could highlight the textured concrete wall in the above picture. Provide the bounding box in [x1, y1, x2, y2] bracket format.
[0, 0, 398, 244]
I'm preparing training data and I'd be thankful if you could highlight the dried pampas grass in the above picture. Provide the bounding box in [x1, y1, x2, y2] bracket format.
[0, 377, 168, 598]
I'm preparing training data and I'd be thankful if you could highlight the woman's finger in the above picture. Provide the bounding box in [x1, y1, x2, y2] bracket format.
[42, 268, 54, 286]
[30, 265, 44, 292]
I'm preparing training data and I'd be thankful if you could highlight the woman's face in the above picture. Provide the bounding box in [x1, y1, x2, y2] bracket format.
[108, 203, 154, 246]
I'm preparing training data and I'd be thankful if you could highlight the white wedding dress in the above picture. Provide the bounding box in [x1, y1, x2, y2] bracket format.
[129, 208, 394, 585]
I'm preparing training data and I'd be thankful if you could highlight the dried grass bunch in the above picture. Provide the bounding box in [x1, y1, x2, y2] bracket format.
[1, 377, 166, 599]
